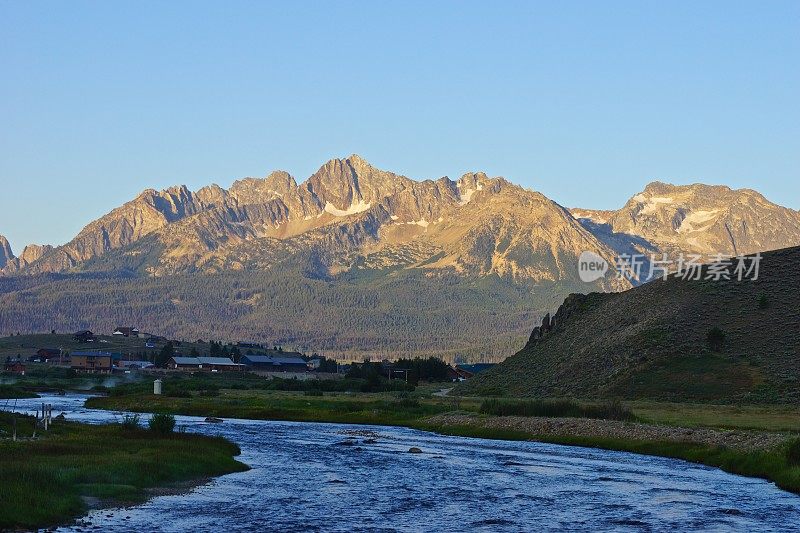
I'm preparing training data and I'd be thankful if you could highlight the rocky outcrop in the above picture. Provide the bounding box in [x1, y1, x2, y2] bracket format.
[16, 244, 53, 268]
[524, 293, 589, 348]
[0, 235, 13, 269]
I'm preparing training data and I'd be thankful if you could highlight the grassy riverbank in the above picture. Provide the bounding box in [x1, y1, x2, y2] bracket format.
[0, 411, 248, 530]
[86, 385, 800, 495]
[0, 384, 38, 399]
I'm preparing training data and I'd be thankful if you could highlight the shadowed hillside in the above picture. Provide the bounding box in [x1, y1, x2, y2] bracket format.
[459, 246, 800, 403]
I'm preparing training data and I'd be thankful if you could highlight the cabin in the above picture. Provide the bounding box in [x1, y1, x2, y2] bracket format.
[240, 354, 308, 372]
[113, 327, 140, 337]
[73, 330, 96, 343]
[71, 351, 114, 373]
[167, 356, 242, 371]
[168, 356, 201, 370]
[4, 357, 25, 374]
[34, 348, 64, 363]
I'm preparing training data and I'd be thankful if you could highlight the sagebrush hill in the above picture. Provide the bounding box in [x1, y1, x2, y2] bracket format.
[459, 246, 800, 403]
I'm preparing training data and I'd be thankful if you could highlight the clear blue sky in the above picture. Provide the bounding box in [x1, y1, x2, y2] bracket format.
[1, 1, 798, 252]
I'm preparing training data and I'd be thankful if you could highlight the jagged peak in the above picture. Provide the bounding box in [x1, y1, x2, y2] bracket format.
[232, 171, 297, 189]
[345, 153, 370, 166]
[164, 184, 192, 195]
[0, 234, 14, 266]
[19, 243, 52, 263]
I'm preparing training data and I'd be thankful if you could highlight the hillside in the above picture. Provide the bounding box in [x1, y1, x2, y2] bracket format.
[459, 246, 800, 403]
[0, 268, 576, 362]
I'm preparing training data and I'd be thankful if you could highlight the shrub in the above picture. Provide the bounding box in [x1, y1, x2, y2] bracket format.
[148, 413, 176, 434]
[166, 390, 191, 398]
[394, 398, 420, 409]
[120, 413, 141, 429]
[707, 327, 726, 352]
[303, 390, 323, 396]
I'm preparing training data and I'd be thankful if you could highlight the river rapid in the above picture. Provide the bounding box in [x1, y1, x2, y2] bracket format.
[10, 394, 800, 532]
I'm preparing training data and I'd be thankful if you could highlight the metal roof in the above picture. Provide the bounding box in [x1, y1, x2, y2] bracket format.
[241, 355, 307, 365]
[71, 351, 114, 357]
[197, 357, 238, 366]
[170, 357, 201, 365]
[171, 356, 240, 366]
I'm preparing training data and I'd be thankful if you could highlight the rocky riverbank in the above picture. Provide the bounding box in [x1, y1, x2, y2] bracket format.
[427, 412, 790, 451]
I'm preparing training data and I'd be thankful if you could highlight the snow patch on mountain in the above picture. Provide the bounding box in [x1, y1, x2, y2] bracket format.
[323, 200, 372, 217]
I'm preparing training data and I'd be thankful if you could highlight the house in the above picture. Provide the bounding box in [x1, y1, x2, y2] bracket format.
[4, 357, 25, 374]
[73, 330, 96, 343]
[113, 327, 140, 337]
[241, 354, 308, 372]
[167, 356, 242, 371]
[34, 348, 64, 363]
[71, 351, 114, 373]
[168, 356, 202, 370]
[453, 363, 496, 380]
[307, 358, 322, 370]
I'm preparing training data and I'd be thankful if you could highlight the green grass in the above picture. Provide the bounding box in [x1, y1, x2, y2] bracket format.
[612, 354, 764, 402]
[88, 389, 454, 427]
[0, 411, 248, 530]
[629, 401, 800, 431]
[0, 384, 38, 399]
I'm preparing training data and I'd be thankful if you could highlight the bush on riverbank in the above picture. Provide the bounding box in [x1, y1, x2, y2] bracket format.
[0, 411, 247, 530]
[479, 398, 635, 421]
[148, 413, 176, 434]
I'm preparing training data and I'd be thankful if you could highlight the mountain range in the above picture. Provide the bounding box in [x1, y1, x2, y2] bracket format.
[1, 155, 799, 361]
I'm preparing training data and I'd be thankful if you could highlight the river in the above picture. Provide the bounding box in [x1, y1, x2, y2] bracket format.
[10, 394, 800, 532]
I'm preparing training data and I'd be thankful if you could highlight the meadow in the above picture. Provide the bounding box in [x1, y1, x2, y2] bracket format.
[0, 410, 247, 530]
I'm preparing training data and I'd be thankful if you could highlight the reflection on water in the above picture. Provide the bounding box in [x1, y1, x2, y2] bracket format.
[10, 394, 800, 532]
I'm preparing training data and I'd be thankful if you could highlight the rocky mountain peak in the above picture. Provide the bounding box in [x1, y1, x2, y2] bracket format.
[305, 155, 412, 213]
[605, 181, 800, 255]
[18, 244, 53, 266]
[0, 235, 13, 269]
[230, 171, 297, 204]
[195, 184, 228, 207]
[456, 172, 493, 204]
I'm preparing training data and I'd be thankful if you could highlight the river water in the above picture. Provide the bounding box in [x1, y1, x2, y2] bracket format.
[10, 394, 800, 532]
